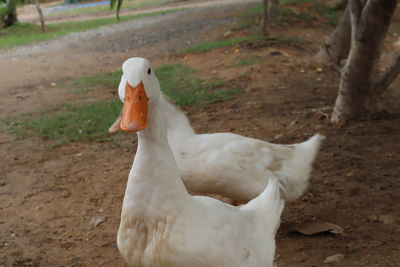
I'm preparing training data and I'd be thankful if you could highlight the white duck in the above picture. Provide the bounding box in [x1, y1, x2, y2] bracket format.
[158, 95, 324, 203]
[110, 57, 284, 267]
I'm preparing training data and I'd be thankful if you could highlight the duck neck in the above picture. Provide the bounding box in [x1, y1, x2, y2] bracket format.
[159, 95, 196, 145]
[124, 99, 189, 207]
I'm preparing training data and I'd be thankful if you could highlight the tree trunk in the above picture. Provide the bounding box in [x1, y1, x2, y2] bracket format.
[311, 3, 351, 65]
[261, 0, 270, 35]
[331, 0, 397, 123]
[35, 0, 46, 32]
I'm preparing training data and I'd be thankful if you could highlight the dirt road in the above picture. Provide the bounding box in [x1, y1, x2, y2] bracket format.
[1, 1, 400, 266]
[0, 0, 256, 117]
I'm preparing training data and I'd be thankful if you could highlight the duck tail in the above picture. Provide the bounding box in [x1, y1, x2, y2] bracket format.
[279, 134, 325, 201]
[243, 178, 284, 235]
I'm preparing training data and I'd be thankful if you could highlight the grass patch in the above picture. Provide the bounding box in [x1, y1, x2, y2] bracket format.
[232, 58, 258, 67]
[280, 0, 309, 4]
[3, 63, 242, 144]
[273, 7, 316, 24]
[71, 70, 122, 94]
[312, 3, 341, 26]
[157, 63, 242, 107]
[272, 33, 302, 44]
[0, 9, 177, 48]
[2, 100, 123, 145]
[179, 35, 261, 53]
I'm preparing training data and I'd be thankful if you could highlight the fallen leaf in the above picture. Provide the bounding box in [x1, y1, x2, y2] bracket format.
[324, 253, 344, 264]
[367, 214, 396, 224]
[337, 119, 347, 128]
[289, 221, 344, 236]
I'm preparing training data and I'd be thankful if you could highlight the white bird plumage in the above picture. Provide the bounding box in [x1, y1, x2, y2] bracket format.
[158, 92, 324, 203]
[112, 57, 284, 267]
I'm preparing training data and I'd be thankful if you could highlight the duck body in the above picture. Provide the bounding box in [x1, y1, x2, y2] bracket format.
[112, 57, 284, 267]
[160, 95, 324, 202]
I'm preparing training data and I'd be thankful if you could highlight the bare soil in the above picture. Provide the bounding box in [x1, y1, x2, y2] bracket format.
[1, 1, 400, 266]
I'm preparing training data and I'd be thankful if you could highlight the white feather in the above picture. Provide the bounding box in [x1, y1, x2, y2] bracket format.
[116, 57, 284, 267]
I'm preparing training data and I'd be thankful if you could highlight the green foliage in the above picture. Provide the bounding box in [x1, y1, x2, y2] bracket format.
[179, 35, 261, 54]
[0, 9, 176, 48]
[0, 0, 17, 28]
[3, 63, 242, 144]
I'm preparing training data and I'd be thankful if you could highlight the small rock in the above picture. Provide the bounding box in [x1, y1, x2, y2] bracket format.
[315, 112, 327, 121]
[316, 67, 323, 73]
[50, 82, 57, 87]
[367, 214, 396, 224]
[89, 216, 106, 228]
[270, 51, 282, 56]
[0, 180, 5, 186]
[324, 253, 344, 264]
[378, 215, 396, 225]
[71, 257, 81, 262]
[223, 31, 232, 37]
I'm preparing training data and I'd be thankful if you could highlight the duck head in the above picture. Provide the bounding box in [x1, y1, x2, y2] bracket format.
[109, 57, 161, 133]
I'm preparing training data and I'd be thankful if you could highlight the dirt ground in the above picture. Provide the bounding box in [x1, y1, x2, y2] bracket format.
[1, 1, 400, 266]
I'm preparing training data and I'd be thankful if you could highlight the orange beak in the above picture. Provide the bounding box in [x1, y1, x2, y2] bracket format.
[109, 81, 148, 133]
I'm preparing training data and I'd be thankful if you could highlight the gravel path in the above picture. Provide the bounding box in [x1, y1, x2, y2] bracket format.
[0, 0, 257, 117]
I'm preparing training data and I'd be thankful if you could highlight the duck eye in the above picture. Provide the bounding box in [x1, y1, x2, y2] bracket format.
[147, 68, 151, 75]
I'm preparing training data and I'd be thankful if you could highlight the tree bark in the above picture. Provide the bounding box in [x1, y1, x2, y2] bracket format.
[34, 0, 46, 32]
[331, 0, 397, 123]
[261, 0, 270, 35]
[311, 3, 351, 65]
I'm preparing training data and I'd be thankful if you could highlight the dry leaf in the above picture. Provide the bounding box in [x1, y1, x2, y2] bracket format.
[324, 253, 344, 264]
[337, 119, 347, 128]
[289, 221, 344, 236]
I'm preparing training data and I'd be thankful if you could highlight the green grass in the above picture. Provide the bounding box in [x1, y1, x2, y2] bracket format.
[71, 70, 122, 94]
[239, 1, 340, 26]
[272, 33, 302, 44]
[232, 58, 258, 67]
[157, 63, 242, 107]
[280, 0, 309, 4]
[2, 100, 123, 145]
[3, 63, 242, 144]
[0, 9, 177, 48]
[179, 35, 262, 54]
[312, 3, 341, 26]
